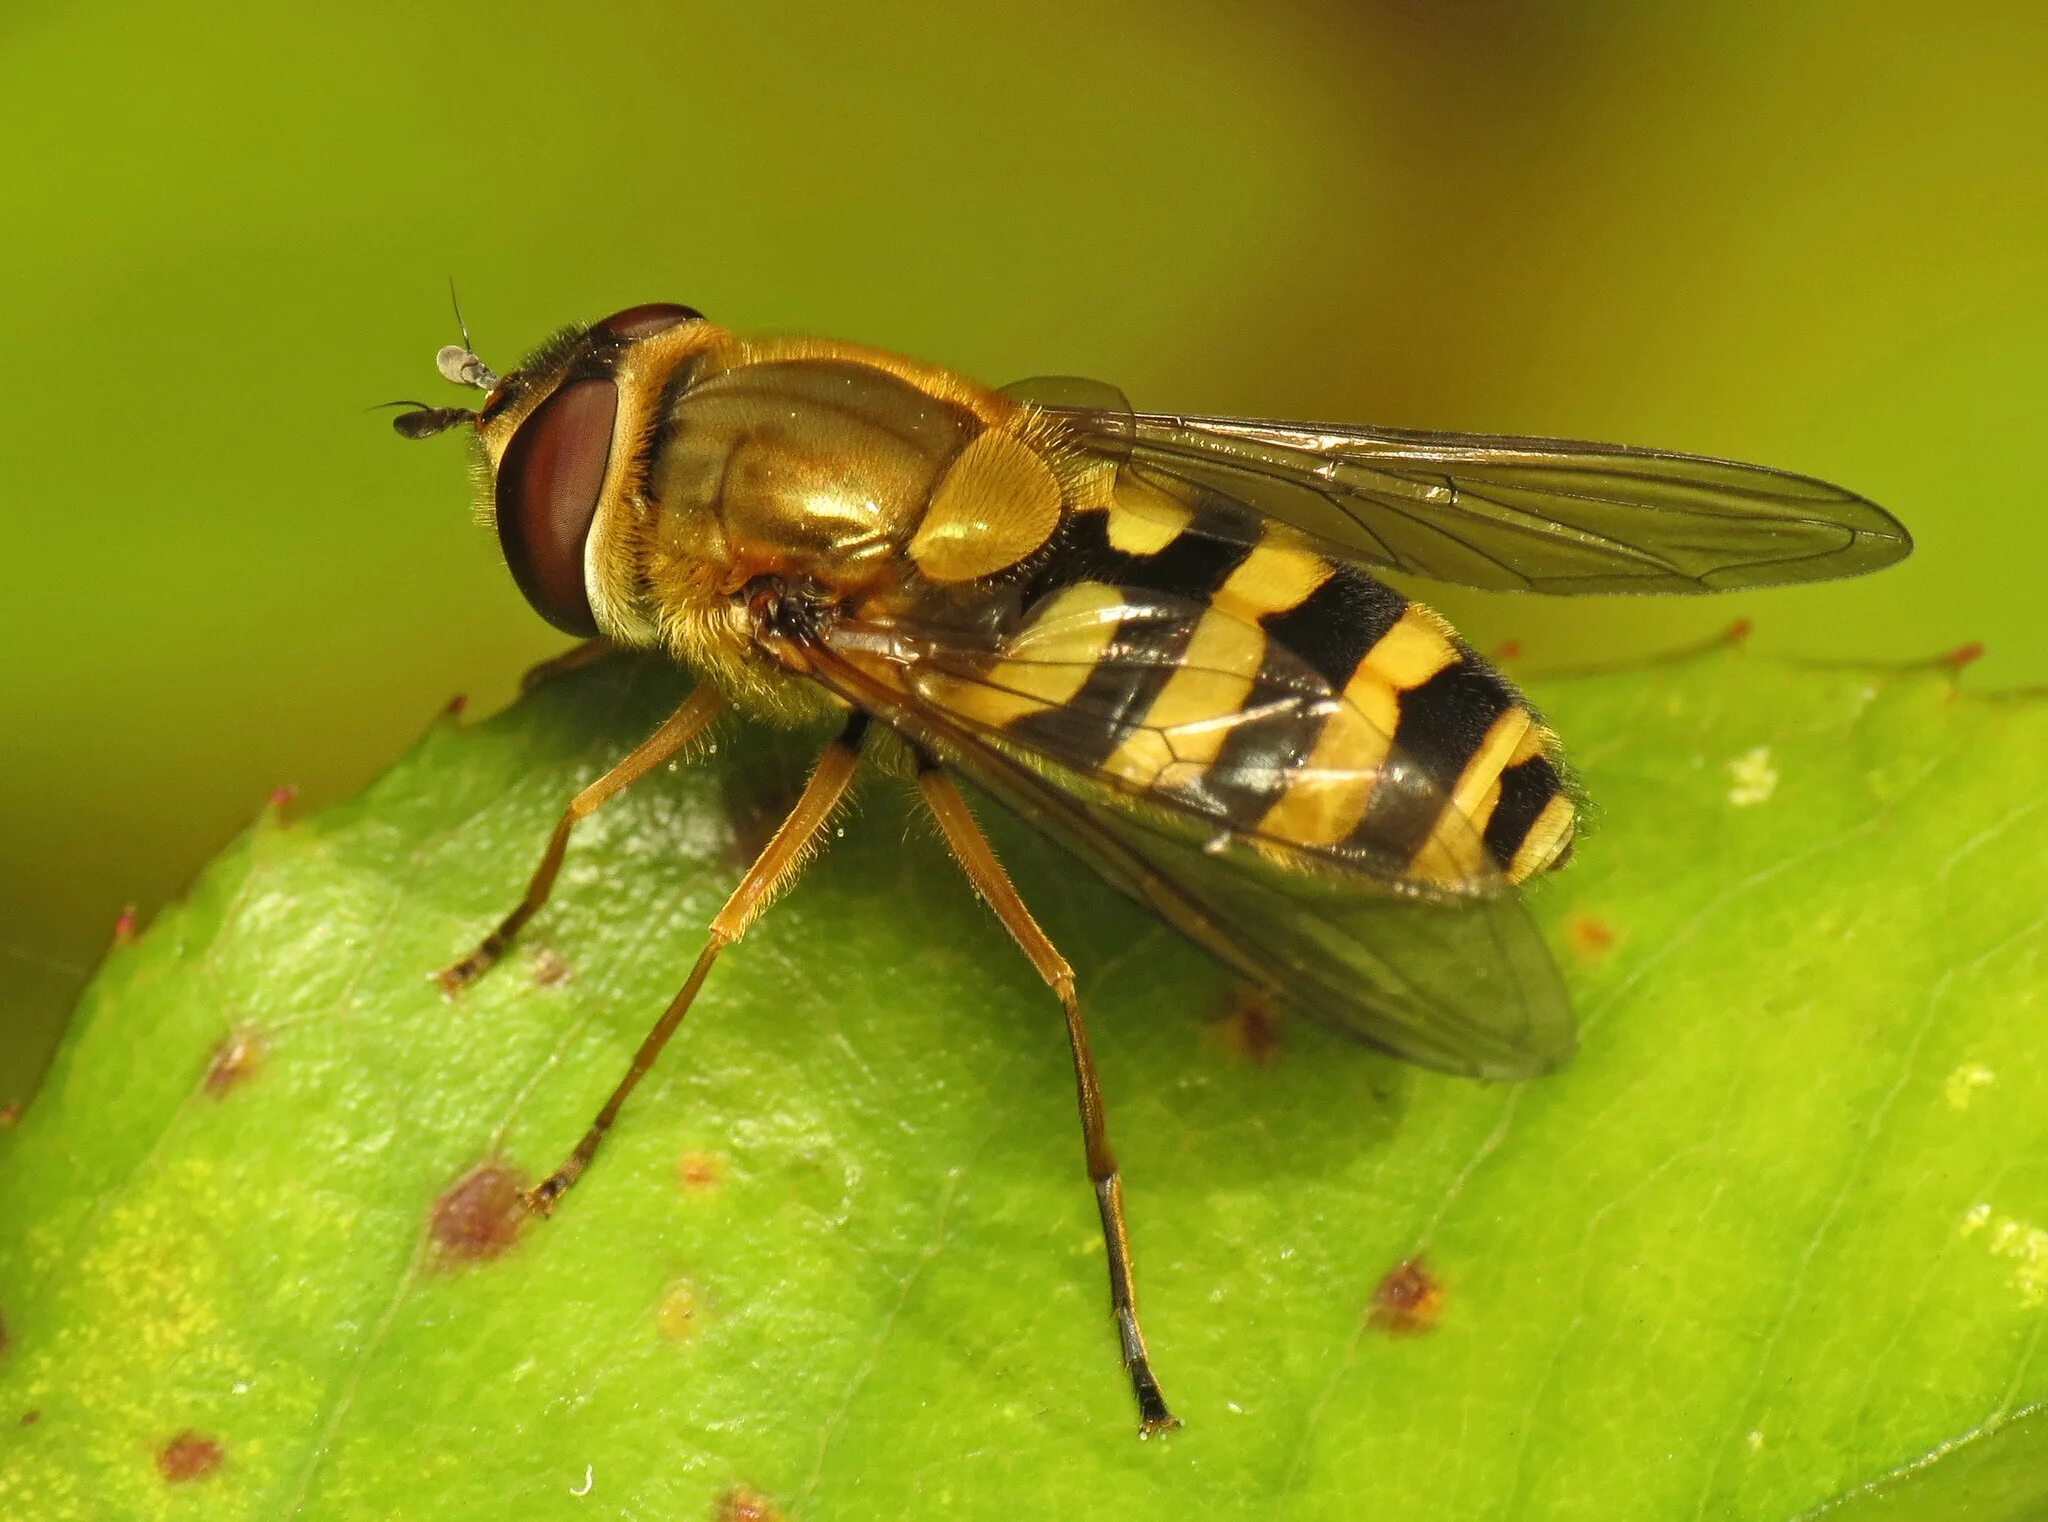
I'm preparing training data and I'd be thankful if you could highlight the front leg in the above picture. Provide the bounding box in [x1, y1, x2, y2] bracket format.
[523, 711, 869, 1215]
[436, 685, 724, 993]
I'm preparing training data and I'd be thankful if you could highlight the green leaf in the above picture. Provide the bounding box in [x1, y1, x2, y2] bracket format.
[2, 645, 2043, 1520]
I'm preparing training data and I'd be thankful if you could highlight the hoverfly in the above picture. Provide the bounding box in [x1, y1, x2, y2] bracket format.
[394, 302, 1910, 1434]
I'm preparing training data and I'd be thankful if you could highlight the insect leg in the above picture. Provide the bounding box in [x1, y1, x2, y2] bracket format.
[915, 763, 1179, 1437]
[520, 636, 617, 693]
[435, 684, 725, 994]
[523, 712, 869, 1216]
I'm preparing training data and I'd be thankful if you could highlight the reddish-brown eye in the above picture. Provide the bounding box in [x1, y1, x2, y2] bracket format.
[595, 303, 702, 342]
[495, 378, 618, 635]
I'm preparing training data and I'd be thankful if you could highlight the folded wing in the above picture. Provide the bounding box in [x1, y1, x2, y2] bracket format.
[1006, 379, 1910, 594]
[813, 591, 1573, 1079]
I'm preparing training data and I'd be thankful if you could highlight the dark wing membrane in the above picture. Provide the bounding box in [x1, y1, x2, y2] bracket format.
[827, 586, 1504, 899]
[810, 634, 1570, 1078]
[1014, 383, 1910, 594]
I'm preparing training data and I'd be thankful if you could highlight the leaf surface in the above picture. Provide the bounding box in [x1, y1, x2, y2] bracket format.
[2, 646, 2044, 1520]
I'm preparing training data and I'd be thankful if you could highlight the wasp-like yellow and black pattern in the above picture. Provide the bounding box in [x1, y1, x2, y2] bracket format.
[919, 470, 1576, 896]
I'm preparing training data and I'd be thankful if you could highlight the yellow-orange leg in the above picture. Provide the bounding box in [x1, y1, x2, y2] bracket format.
[523, 713, 869, 1216]
[435, 685, 725, 994]
[916, 764, 1179, 1437]
[520, 636, 617, 692]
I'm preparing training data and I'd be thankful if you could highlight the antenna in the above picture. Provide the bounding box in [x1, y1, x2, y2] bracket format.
[434, 280, 498, 391]
[448, 277, 475, 355]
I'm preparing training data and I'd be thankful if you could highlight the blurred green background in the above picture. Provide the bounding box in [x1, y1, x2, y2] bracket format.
[2, 1, 2042, 1101]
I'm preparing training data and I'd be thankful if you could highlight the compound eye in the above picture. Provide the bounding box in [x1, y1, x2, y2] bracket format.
[495, 377, 617, 635]
[595, 302, 703, 342]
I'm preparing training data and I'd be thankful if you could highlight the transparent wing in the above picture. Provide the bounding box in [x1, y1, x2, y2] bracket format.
[826, 585, 1504, 899]
[807, 629, 1571, 1078]
[1007, 379, 1911, 594]
[1014, 782, 1574, 1079]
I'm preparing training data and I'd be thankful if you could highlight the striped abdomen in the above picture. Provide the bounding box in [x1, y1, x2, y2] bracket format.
[925, 472, 1577, 890]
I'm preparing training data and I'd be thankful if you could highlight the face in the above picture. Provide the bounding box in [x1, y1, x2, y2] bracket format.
[399, 302, 711, 636]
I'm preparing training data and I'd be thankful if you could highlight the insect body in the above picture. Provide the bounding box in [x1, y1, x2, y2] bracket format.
[396, 303, 1910, 1433]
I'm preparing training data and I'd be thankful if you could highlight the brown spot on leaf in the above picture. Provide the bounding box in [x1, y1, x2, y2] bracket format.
[529, 948, 570, 988]
[0, 1308, 9, 1357]
[157, 1430, 224, 1483]
[1492, 638, 1523, 663]
[445, 692, 469, 717]
[677, 1151, 725, 1193]
[1212, 985, 1282, 1066]
[0, 1100, 15, 1127]
[19, 1409, 38, 1427]
[1723, 618, 1753, 644]
[1942, 641, 1986, 670]
[429, 1162, 527, 1264]
[267, 784, 297, 812]
[715, 1485, 785, 1522]
[202, 1028, 265, 1097]
[1565, 912, 1617, 961]
[656, 1278, 702, 1342]
[1368, 1257, 1443, 1336]
[112, 905, 138, 946]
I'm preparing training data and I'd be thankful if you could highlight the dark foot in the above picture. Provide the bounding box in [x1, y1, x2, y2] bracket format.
[433, 933, 511, 996]
[520, 1177, 566, 1218]
[520, 1154, 588, 1217]
[1135, 1374, 1180, 1438]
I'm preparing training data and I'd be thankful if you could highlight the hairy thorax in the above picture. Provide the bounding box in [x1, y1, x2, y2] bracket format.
[655, 351, 979, 575]
[626, 337, 1072, 721]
